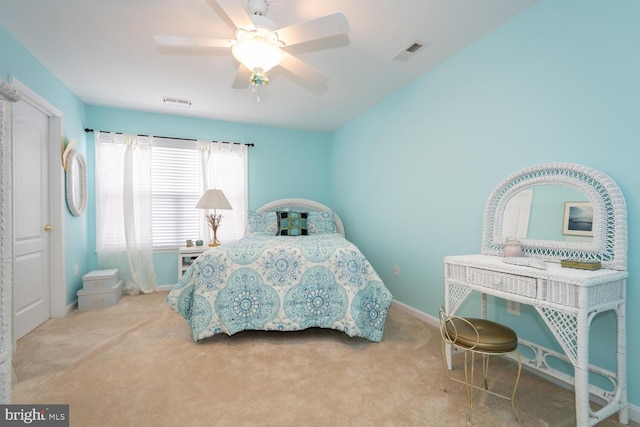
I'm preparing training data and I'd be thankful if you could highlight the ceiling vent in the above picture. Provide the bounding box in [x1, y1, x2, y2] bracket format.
[163, 96, 192, 108]
[393, 40, 427, 62]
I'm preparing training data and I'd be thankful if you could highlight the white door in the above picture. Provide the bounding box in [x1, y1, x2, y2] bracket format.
[501, 189, 533, 240]
[13, 98, 51, 339]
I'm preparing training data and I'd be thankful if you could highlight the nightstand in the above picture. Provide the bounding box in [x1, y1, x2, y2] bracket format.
[178, 246, 207, 279]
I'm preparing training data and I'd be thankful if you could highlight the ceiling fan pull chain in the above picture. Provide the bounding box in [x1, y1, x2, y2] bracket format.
[250, 70, 269, 103]
[253, 86, 261, 104]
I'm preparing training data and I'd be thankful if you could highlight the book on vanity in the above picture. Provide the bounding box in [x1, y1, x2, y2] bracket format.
[560, 259, 602, 270]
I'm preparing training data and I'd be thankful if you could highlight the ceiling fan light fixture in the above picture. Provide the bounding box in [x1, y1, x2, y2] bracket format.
[250, 71, 268, 87]
[231, 36, 283, 73]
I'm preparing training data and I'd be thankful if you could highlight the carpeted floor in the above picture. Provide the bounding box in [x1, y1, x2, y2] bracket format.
[11, 292, 636, 427]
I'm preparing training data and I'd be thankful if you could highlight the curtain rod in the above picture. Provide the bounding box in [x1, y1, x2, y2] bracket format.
[83, 128, 254, 147]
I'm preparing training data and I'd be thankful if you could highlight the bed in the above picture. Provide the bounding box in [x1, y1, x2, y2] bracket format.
[167, 198, 392, 342]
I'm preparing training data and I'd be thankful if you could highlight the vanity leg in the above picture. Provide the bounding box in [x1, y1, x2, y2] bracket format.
[618, 302, 628, 424]
[444, 343, 453, 370]
[480, 293, 487, 319]
[575, 312, 590, 426]
[444, 282, 452, 370]
[574, 366, 590, 426]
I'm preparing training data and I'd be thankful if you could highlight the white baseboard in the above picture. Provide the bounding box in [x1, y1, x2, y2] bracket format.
[390, 299, 640, 424]
[65, 286, 173, 314]
[65, 300, 78, 315]
[391, 299, 439, 328]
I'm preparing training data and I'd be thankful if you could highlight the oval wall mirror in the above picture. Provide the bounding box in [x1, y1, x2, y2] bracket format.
[65, 149, 88, 216]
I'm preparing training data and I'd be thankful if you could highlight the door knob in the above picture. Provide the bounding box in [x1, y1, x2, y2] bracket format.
[44, 224, 54, 231]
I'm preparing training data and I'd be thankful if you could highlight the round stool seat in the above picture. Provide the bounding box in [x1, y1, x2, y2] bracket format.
[446, 317, 518, 352]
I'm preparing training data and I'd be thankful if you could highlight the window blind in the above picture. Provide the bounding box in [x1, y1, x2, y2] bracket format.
[96, 133, 247, 250]
[151, 139, 201, 249]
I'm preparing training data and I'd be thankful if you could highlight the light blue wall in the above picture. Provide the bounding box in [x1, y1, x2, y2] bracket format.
[332, 0, 640, 408]
[3, 0, 640, 411]
[84, 106, 332, 284]
[0, 25, 90, 304]
[1, 24, 332, 292]
[84, 105, 333, 210]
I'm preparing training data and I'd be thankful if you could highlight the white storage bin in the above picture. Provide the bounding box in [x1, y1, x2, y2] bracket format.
[77, 280, 123, 310]
[82, 269, 119, 291]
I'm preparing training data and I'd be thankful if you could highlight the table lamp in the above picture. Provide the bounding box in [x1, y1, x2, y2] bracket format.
[196, 188, 232, 246]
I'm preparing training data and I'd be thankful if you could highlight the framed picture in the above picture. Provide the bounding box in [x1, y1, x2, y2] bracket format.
[562, 202, 593, 236]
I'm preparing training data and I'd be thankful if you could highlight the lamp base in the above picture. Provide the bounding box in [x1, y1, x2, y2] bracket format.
[208, 227, 221, 247]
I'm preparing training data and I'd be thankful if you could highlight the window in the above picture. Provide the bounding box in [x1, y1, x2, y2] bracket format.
[95, 133, 247, 251]
[150, 139, 201, 248]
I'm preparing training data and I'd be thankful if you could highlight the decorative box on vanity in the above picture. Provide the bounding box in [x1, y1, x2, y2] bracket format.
[77, 268, 123, 310]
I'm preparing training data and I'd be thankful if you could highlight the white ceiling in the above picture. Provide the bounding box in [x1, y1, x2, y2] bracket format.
[0, 0, 537, 132]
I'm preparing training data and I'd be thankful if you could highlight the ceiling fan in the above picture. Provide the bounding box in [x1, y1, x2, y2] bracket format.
[154, 0, 350, 93]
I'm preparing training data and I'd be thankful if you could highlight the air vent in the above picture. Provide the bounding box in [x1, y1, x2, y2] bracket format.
[163, 97, 192, 108]
[393, 40, 427, 62]
[405, 42, 423, 53]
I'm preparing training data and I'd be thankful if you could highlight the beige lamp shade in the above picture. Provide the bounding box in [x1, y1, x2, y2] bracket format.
[195, 189, 232, 210]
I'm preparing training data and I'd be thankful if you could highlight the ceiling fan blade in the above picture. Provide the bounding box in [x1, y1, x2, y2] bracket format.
[231, 64, 251, 89]
[154, 35, 233, 49]
[279, 53, 328, 87]
[217, 0, 256, 31]
[276, 13, 349, 47]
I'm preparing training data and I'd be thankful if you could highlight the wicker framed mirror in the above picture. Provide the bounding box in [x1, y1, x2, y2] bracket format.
[481, 162, 627, 270]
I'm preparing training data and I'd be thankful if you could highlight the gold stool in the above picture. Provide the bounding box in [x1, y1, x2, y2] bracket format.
[439, 306, 522, 424]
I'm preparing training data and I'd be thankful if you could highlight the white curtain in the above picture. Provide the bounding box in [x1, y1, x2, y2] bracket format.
[198, 141, 247, 241]
[95, 132, 157, 295]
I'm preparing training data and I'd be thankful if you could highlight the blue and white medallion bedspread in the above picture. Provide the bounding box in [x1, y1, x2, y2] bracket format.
[167, 233, 392, 342]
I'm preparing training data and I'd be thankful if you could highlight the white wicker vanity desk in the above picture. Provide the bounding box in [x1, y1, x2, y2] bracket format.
[444, 254, 628, 426]
[456, 162, 629, 425]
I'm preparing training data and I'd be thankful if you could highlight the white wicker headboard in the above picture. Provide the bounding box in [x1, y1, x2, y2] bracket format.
[256, 198, 345, 237]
